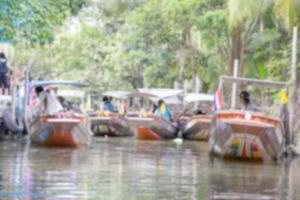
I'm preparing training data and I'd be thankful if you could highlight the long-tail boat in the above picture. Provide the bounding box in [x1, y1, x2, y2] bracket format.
[89, 91, 132, 137]
[209, 76, 288, 161]
[27, 81, 92, 147]
[126, 88, 183, 140]
[127, 114, 178, 140]
[182, 93, 214, 141]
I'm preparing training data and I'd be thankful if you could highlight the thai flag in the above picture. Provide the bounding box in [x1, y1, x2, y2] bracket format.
[214, 89, 223, 111]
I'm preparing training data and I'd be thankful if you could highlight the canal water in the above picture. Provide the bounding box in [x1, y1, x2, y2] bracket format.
[0, 137, 299, 199]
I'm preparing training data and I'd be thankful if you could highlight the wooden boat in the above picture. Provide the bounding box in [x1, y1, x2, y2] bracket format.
[209, 76, 287, 161]
[27, 80, 91, 147]
[125, 88, 183, 140]
[90, 115, 132, 137]
[30, 113, 91, 147]
[182, 115, 212, 141]
[182, 93, 214, 141]
[210, 110, 284, 160]
[127, 115, 177, 140]
[89, 91, 133, 137]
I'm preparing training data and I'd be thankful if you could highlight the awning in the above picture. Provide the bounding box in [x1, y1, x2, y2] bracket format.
[30, 80, 87, 88]
[184, 93, 214, 103]
[220, 76, 287, 89]
[137, 88, 183, 99]
[102, 91, 130, 99]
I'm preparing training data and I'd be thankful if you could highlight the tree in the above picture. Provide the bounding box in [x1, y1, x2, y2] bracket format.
[0, 0, 89, 44]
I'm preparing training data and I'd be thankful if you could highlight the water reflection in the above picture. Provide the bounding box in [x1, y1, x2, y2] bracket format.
[0, 138, 299, 199]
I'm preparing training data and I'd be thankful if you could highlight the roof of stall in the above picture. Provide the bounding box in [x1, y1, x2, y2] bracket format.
[184, 93, 214, 103]
[30, 80, 87, 88]
[220, 76, 287, 89]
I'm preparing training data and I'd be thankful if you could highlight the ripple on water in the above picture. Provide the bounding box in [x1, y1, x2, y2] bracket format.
[0, 137, 299, 199]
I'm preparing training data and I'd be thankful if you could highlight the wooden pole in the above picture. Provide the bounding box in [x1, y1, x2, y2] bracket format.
[193, 76, 200, 110]
[290, 26, 298, 144]
[23, 69, 30, 134]
[174, 80, 179, 89]
[184, 79, 189, 94]
[24, 52, 37, 135]
[230, 59, 239, 109]
[11, 69, 16, 121]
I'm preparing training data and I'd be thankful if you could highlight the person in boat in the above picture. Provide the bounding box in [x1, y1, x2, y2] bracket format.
[239, 91, 259, 112]
[152, 103, 158, 114]
[193, 109, 206, 115]
[102, 96, 117, 113]
[35, 86, 63, 115]
[154, 99, 173, 122]
[0, 52, 8, 92]
[118, 99, 127, 116]
[57, 96, 70, 111]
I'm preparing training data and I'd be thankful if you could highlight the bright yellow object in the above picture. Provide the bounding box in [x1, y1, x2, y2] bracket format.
[278, 90, 288, 104]
[159, 104, 166, 113]
[96, 110, 107, 117]
[86, 95, 92, 112]
[252, 152, 262, 159]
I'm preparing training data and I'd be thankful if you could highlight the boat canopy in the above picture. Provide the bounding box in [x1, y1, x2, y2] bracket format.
[220, 76, 287, 89]
[102, 91, 130, 99]
[126, 92, 156, 99]
[184, 93, 214, 103]
[30, 80, 87, 88]
[150, 96, 182, 105]
[57, 90, 85, 98]
[137, 88, 183, 99]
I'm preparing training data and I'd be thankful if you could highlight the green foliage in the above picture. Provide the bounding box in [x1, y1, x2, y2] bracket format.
[0, 0, 89, 45]
[7, 0, 300, 95]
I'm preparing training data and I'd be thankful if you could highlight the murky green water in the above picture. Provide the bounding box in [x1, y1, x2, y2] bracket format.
[0, 138, 299, 199]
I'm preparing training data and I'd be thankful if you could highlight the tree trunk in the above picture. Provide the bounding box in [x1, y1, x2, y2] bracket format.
[289, 26, 299, 145]
[228, 26, 244, 76]
[259, 16, 264, 33]
[177, 23, 192, 88]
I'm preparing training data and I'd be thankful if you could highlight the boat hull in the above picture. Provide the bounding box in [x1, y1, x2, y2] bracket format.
[182, 115, 211, 141]
[209, 111, 284, 161]
[127, 116, 177, 140]
[30, 115, 91, 147]
[90, 116, 132, 137]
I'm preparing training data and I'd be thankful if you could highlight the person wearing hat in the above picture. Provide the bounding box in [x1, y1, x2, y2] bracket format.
[239, 91, 259, 112]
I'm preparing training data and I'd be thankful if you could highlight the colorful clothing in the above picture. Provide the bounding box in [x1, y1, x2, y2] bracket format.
[154, 105, 172, 122]
[103, 101, 116, 112]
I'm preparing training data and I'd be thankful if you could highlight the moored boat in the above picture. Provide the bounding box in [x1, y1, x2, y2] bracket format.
[210, 110, 284, 160]
[30, 113, 91, 147]
[27, 80, 92, 147]
[182, 93, 214, 141]
[126, 88, 183, 140]
[182, 115, 212, 141]
[89, 91, 133, 137]
[127, 115, 178, 140]
[209, 76, 288, 161]
[90, 114, 132, 137]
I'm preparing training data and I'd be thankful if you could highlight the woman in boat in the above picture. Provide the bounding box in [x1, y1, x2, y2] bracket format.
[154, 99, 173, 122]
[239, 91, 259, 112]
[102, 96, 117, 113]
[35, 86, 63, 115]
